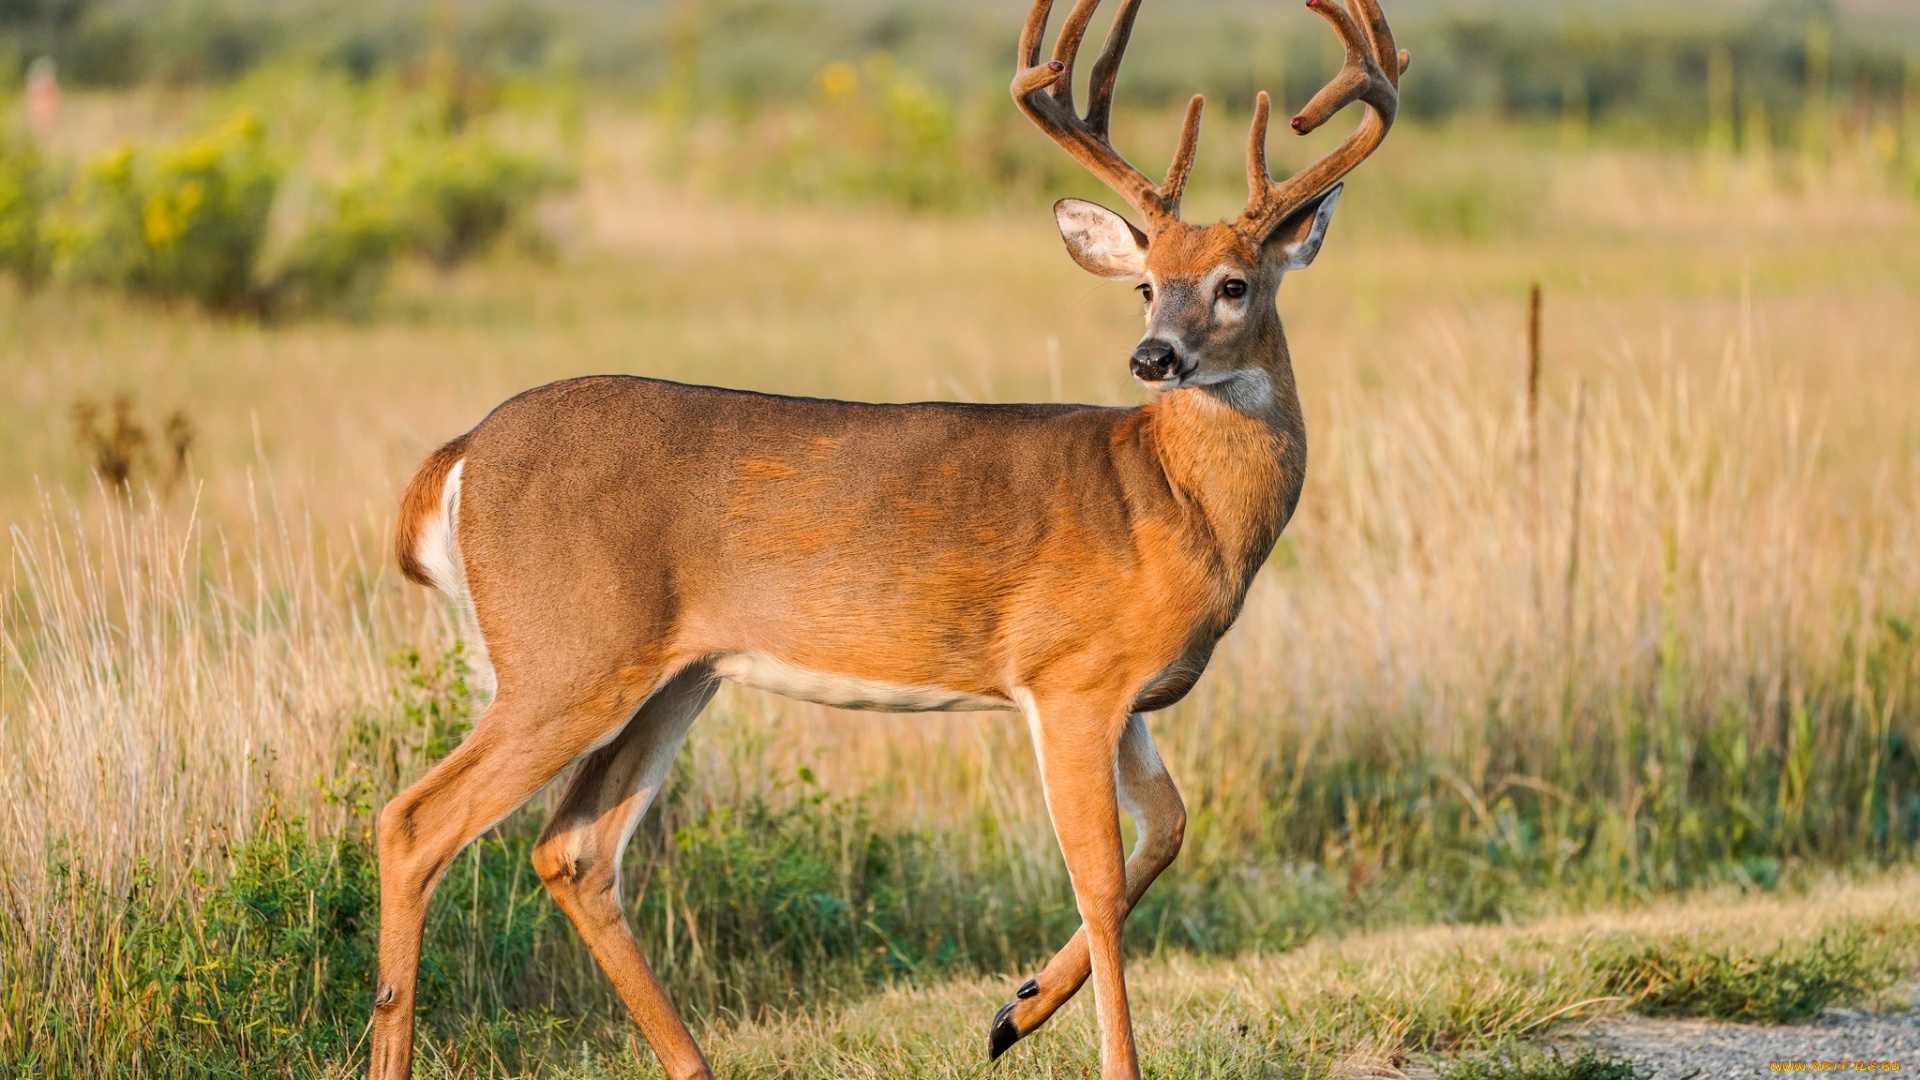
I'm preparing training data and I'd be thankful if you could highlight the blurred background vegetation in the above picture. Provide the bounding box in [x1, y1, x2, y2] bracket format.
[0, 0, 1915, 318]
[2, 0, 1917, 131]
[0, 0, 1917, 222]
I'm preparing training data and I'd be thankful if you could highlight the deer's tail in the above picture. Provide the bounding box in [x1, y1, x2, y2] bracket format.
[395, 434, 474, 594]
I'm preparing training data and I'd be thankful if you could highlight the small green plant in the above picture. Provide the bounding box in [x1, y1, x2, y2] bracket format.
[1592, 928, 1892, 1023]
[1441, 1047, 1655, 1080]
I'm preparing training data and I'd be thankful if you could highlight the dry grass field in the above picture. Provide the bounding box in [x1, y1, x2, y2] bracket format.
[3, 92, 1920, 1074]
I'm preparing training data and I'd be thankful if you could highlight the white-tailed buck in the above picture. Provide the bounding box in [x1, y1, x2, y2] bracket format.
[371, 0, 1404, 1076]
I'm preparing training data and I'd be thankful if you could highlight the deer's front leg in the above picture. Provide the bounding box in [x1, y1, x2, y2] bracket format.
[990, 713, 1184, 1058]
[1008, 690, 1138, 1080]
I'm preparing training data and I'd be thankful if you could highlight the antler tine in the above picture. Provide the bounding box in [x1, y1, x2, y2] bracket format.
[1161, 95, 1205, 210]
[1011, 0, 1193, 234]
[1247, 91, 1272, 208]
[1047, 0, 1105, 115]
[1345, 0, 1404, 87]
[1351, 0, 1413, 84]
[1084, 0, 1145, 138]
[1052, 0, 1113, 106]
[1237, 0, 1405, 240]
[1019, 0, 1052, 72]
[1291, 0, 1384, 135]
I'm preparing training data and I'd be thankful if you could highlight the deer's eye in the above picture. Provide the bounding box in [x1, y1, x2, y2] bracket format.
[1220, 279, 1248, 300]
[1137, 283, 1154, 304]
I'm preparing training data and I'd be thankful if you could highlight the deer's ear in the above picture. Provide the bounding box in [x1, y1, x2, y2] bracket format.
[1054, 198, 1149, 280]
[1262, 183, 1343, 271]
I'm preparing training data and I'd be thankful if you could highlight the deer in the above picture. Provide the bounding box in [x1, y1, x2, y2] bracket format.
[369, 1, 1404, 1077]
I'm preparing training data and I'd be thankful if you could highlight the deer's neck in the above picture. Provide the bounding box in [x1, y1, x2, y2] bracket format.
[1140, 343, 1307, 584]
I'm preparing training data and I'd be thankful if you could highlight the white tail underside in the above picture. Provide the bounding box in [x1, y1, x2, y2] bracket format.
[412, 458, 496, 695]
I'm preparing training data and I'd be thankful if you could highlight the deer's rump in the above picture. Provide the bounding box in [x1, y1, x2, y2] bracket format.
[401, 375, 1220, 712]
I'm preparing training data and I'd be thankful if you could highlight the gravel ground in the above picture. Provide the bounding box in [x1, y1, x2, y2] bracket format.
[1578, 998, 1919, 1077]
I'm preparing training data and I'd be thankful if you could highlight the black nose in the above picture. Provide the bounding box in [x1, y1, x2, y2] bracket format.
[1130, 339, 1180, 382]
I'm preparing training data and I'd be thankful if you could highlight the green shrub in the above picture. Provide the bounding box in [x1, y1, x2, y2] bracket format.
[260, 130, 570, 317]
[262, 173, 406, 318]
[120, 807, 381, 1068]
[50, 110, 280, 312]
[390, 133, 567, 269]
[724, 56, 975, 213]
[45, 141, 143, 288]
[1592, 928, 1893, 1023]
[20, 103, 569, 318]
[136, 110, 279, 309]
[850, 59, 968, 211]
[0, 134, 48, 285]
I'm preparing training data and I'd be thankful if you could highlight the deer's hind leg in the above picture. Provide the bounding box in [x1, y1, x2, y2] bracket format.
[369, 662, 669, 1080]
[533, 665, 718, 1080]
[988, 713, 1186, 1060]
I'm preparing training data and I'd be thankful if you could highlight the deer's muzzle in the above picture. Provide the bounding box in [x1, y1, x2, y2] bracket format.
[1131, 339, 1181, 383]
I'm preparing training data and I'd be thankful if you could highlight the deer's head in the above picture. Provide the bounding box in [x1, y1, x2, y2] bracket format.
[1014, 0, 1407, 398]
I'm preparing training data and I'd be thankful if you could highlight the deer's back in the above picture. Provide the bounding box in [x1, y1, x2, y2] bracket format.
[450, 376, 1212, 705]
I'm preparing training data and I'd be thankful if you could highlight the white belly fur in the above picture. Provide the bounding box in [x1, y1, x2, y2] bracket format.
[713, 652, 1011, 713]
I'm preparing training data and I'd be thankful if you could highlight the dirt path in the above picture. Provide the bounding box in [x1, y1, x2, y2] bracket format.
[1579, 1003, 1918, 1077]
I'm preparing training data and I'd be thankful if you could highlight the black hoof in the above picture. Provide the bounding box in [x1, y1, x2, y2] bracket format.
[987, 1001, 1022, 1061]
[1016, 978, 1040, 1000]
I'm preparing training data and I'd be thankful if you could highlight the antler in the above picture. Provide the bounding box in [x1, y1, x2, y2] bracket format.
[1238, 0, 1409, 240]
[1011, 0, 1204, 236]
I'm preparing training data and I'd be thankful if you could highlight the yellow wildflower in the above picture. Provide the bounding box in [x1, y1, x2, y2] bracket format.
[818, 61, 858, 100]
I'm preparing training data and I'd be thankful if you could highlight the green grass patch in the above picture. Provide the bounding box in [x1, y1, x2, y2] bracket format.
[1442, 1048, 1655, 1080]
[1592, 929, 1897, 1024]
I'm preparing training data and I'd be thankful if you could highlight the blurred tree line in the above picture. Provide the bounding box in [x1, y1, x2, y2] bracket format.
[0, 0, 1915, 223]
[0, 0, 571, 87]
[1, 0, 1911, 146]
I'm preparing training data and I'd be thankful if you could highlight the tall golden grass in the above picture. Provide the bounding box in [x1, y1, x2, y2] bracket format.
[2, 489, 394, 903]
